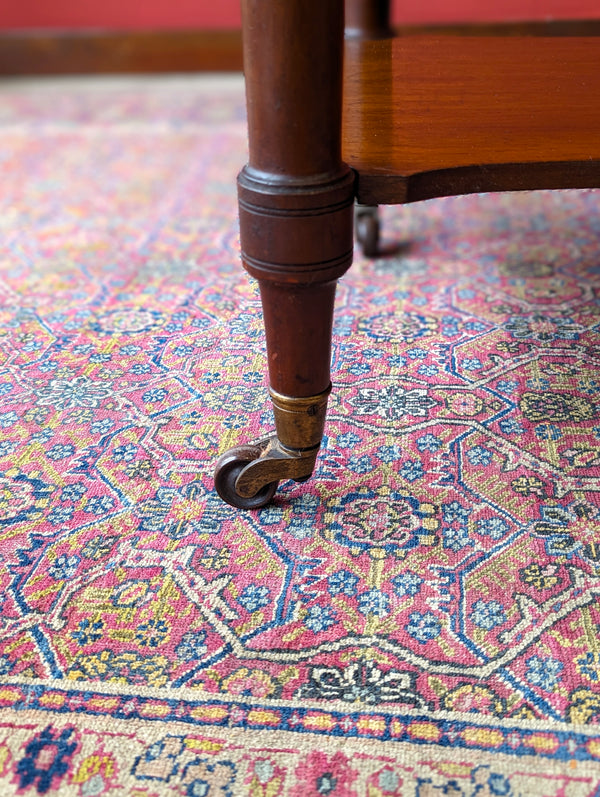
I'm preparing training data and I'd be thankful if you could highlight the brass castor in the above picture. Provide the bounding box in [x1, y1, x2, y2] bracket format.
[355, 204, 380, 257]
[214, 387, 330, 509]
[214, 434, 320, 510]
[214, 443, 279, 510]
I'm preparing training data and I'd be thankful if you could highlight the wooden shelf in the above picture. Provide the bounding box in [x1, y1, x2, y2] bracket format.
[342, 35, 600, 204]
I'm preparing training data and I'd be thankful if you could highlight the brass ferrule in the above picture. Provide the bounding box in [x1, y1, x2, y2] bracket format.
[270, 384, 332, 451]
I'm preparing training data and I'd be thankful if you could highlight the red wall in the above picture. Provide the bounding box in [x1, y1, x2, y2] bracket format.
[395, 0, 600, 25]
[0, 0, 599, 31]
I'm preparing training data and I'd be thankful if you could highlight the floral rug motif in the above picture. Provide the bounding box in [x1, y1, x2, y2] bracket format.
[1, 75, 600, 795]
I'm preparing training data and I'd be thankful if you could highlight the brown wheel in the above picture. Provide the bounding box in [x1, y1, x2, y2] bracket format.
[214, 445, 279, 509]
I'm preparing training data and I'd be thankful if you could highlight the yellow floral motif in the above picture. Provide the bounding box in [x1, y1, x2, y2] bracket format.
[569, 688, 600, 724]
[510, 475, 547, 497]
[68, 650, 170, 687]
[519, 392, 595, 423]
[519, 563, 561, 591]
[72, 755, 115, 784]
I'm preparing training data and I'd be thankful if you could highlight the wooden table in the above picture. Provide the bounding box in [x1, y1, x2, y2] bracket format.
[214, 0, 600, 508]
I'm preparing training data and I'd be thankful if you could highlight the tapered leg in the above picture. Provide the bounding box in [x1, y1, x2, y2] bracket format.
[214, 0, 355, 508]
[345, 0, 392, 258]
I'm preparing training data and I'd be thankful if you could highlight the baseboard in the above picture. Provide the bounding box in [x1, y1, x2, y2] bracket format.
[1, 21, 599, 76]
[0, 29, 243, 75]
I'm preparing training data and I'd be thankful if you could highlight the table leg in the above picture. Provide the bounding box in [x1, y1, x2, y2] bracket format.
[345, 0, 392, 39]
[214, 0, 355, 508]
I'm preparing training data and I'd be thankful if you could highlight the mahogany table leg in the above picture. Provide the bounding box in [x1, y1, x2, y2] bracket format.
[345, 1, 391, 258]
[355, 204, 380, 257]
[214, 0, 355, 508]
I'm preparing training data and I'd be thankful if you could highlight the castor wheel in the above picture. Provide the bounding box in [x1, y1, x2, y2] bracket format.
[355, 205, 380, 257]
[214, 445, 279, 510]
[215, 396, 329, 510]
[214, 432, 322, 509]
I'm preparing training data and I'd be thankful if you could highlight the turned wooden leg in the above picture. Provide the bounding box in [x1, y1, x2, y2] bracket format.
[214, 0, 355, 508]
[355, 204, 381, 257]
[345, 1, 391, 259]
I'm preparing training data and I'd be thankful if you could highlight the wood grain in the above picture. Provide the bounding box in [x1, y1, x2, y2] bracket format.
[343, 35, 600, 204]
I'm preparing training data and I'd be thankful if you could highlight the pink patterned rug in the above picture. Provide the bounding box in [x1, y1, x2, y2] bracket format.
[1, 75, 600, 795]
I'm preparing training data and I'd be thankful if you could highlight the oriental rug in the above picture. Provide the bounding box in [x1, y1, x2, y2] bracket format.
[0, 75, 600, 795]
